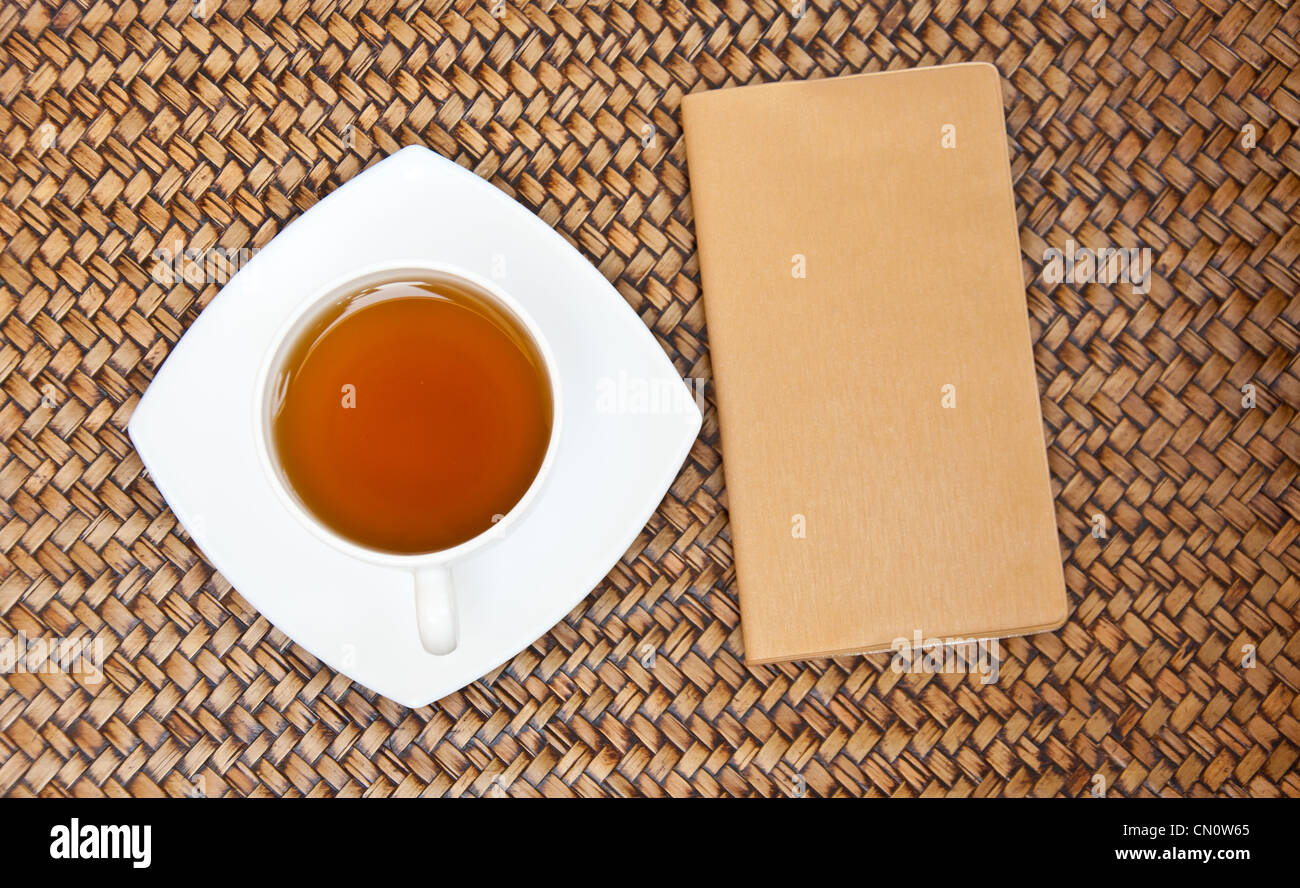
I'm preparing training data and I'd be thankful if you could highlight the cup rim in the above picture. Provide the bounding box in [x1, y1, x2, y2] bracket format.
[251, 259, 564, 568]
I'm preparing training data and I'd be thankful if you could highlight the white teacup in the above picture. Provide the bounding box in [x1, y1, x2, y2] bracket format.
[251, 261, 563, 656]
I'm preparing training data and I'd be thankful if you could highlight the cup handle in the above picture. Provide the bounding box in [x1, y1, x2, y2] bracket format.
[414, 566, 458, 655]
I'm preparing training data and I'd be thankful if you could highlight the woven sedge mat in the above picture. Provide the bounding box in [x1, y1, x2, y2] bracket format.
[1, 0, 1298, 798]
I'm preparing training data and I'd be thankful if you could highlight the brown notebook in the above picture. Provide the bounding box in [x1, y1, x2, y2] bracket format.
[682, 63, 1069, 664]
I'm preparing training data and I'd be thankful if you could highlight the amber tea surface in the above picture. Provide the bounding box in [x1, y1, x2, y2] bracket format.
[270, 277, 553, 554]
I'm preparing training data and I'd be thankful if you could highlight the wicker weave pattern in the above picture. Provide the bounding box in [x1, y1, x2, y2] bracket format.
[0, 0, 1297, 797]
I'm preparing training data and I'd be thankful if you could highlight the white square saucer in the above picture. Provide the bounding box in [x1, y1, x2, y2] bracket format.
[128, 146, 701, 708]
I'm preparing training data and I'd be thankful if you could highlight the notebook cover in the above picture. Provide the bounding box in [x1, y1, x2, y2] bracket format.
[681, 63, 1069, 665]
